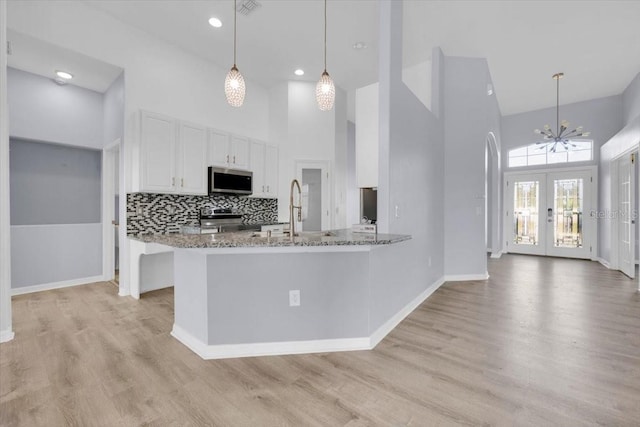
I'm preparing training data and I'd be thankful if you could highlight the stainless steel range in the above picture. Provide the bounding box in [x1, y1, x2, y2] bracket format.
[199, 207, 244, 234]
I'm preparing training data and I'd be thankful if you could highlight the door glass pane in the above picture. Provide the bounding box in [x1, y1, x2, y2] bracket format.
[514, 181, 539, 245]
[553, 179, 583, 248]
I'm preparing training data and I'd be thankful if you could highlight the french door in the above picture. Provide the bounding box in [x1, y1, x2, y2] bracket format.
[505, 168, 595, 259]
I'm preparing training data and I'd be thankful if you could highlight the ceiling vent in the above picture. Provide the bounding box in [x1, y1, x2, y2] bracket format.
[237, 0, 261, 16]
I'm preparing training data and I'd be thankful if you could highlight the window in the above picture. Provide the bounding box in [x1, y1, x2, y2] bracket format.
[508, 140, 593, 168]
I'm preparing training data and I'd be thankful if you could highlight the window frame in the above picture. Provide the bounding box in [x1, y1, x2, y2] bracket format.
[508, 140, 593, 169]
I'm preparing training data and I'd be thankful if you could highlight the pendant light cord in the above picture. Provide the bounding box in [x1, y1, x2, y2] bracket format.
[323, 0, 327, 72]
[556, 75, 560, 136]
[233, 0, 237, 67]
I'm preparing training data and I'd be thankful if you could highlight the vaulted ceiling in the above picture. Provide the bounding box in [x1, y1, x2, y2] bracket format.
[7, 0, 640, 116]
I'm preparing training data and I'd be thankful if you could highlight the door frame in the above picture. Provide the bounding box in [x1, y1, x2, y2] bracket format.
[295, 160, 331, 231]
[503, 165, 598, 260]
[102, 138, 121, 283]
[610, 147, 638, 274]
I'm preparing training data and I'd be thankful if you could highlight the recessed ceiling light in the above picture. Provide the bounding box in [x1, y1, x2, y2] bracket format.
[352, 42, 367, 50]
[55, 70, 73, 80]
[208, 17, 222, 28]
[294, 69, 304, 76]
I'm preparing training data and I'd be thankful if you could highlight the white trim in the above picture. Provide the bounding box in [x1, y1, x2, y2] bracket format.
[102, 139, 121, 285]
[597, 257, 612, 269]
[171, 275, 447, 360]
[0, 329, 15, 343]
[490, 251, 503, 259]
[369, 276, 446, 347]
[444, 272, 490, 281]
[171, 324, 371, 360]
[11, 275, 104, 296]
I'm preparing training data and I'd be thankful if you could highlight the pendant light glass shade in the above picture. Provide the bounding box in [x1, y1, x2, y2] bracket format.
[316, 70, 335, 111]
[225, 0, 245, 107]
[316, 0, 335, 111]
[225, 65, 245, 107]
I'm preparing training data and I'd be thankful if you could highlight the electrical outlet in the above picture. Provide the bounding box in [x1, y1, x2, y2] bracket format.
[289, 290, 300, 307]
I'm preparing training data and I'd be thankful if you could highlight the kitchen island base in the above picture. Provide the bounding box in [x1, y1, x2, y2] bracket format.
[170, 240, 444, 359]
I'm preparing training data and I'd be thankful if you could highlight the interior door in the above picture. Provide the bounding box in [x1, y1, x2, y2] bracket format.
[618, 154, 635, 278]
[506, 168, 594, 259]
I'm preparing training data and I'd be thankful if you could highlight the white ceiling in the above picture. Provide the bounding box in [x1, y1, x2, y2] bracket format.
[7, 29, 123, 93]
[7, 1, 640, 115]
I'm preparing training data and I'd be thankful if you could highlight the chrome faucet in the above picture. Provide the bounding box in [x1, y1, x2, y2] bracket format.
[289, 179, 302, 241]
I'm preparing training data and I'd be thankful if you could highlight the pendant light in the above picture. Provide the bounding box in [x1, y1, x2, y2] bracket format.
[316, 0, 335, 111]
[225, 0, 245, 107]
[534, 73, 590, 152]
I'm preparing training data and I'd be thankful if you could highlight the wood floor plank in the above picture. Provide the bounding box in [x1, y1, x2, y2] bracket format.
[1, 254, 639, 426]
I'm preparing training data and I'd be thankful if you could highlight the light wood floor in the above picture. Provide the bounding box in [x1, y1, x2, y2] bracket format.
[1, 255, 639, 426]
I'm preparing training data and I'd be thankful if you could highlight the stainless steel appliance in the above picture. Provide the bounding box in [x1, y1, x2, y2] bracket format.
[208, 167, 253, 196]
[199, 207, 260, 233]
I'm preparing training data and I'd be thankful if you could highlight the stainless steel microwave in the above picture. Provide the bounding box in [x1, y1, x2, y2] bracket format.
[208, 167, 253, 196]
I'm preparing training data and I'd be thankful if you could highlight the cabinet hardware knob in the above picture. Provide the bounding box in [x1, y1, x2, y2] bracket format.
[262, 185, 265, 192]
[233, 155, 236, 164]
[226, 155, 229, 163]
[172, 177, 175, 186]
[181, 178, 184, 187]
[266, 185, 270, 192]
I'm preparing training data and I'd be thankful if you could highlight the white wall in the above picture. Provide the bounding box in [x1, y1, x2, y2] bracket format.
[103, 71, 125, 146]
[0, 0, 14, 342]
[7, 67, 104, 148]
[355, 82, 379, 188]
[272, 81, 345, 227]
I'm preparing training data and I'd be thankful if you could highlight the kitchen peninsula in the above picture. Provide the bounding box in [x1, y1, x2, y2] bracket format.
[128, 230, 424, 359]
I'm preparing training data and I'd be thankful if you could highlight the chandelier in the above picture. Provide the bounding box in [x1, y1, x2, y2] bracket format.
[225, 0, 246, 107]
[534, 73, 590, 152]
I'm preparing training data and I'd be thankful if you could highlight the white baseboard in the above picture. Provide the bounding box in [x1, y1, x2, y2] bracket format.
[171, 324, 371, 360]
[171, 275, 448, 360]
[369, 276, 446, 348]
[0, 329, 15, 343]
[597, 257, 611, 269]
[490, 251, 503, 259]
[11, 275, 105, 296]
[444, 272, 490, 282]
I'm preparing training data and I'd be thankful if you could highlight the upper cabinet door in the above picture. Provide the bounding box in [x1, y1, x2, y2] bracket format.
[230, 135, 250, 169]
[178, 122, 208, 195]
[264, 145, 279, 197]
[140, 111, 177, 193]
[208, 129, 230, 167]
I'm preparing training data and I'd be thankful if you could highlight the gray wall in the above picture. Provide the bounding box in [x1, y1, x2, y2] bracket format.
[599, 71, 640, 262]
[103, 71, 124, 146]
[7, 67, 104, 149]
[623, 72, 640, 126]
[501, 95, 623, 171]
[8, 68, 105, 289]
[10, 139, 101, 225]
[376, 0, 445, 330]
[443, 56, 502, 276]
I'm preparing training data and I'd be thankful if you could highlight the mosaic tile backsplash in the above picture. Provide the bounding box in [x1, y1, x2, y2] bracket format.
[127, 192, 278, 235]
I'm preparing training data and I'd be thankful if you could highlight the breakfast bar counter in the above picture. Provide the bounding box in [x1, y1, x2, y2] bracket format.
[127, 229, 423, 360]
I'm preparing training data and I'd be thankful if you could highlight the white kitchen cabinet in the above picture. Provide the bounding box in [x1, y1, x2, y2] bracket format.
[140, 111, 177, 193]
[249, 140, 278, 198]
[139, 111, 207, 195]
[177, 122, 208, 194]
[208, 129, 249, 170]
[264, 145, 278, 197]
[355, 82, 379, 188]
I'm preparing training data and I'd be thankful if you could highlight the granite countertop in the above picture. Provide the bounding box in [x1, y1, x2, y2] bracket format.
[129, 229, 411, 249]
